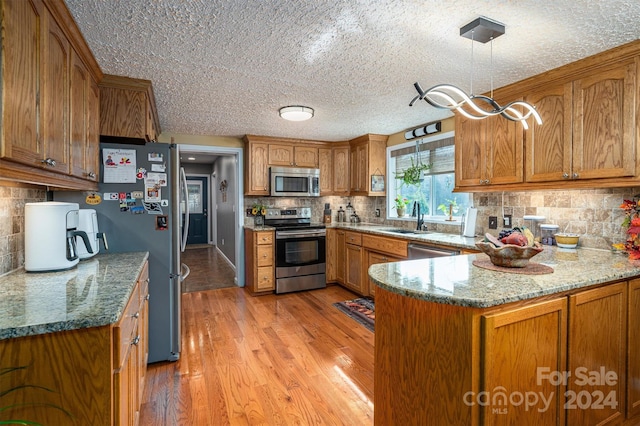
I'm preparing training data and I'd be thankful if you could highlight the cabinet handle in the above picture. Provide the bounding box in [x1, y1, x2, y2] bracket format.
[145, 294, 150, 301]
[132, 335, 140, 346]
[572, 172, 579, 178]
[563, 173, 570, 179]
[382, 257, 388, 261]
[41, 158, 57, 167]
[133, 312, 140, 318]
[86, 171, 96, 178]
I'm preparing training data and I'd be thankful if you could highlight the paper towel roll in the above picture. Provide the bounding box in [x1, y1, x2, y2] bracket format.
[463, 207, 477, 237]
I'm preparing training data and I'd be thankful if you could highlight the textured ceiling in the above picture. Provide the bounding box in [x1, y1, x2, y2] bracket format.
[65, 0, 640, 141]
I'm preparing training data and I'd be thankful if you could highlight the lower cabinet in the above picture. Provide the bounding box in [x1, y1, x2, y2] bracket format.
[375, 279, 640, 425]
[366, 251, 402, 297]
[345, 241, 365, 294]
[244, 228, 275, 294]
[0, 260, 149, 425]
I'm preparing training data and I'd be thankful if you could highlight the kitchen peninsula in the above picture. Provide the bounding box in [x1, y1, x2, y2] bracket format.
[0, 252, 149, 425]
[370, 247, 640, 425]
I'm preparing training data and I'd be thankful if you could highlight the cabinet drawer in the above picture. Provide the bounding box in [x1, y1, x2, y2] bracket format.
[256, 245, 273, 266]
[256, 231, 273, 245]
[362, 234, 408, 257]
[114, 283, 141, 368]
[256, 266, 274, 290]
[345, 231, 362, 246]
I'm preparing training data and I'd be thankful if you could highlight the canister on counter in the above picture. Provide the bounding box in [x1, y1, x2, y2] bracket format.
[337, 206, 345, 222]
[540, 224, 559, 245]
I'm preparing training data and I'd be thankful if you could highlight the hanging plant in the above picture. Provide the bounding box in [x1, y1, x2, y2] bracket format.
[395, 139, 432, 186]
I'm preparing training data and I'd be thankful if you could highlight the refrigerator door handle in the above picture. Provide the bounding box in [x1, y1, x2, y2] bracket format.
[180, 167, 190, 252]
[180, 263, 191, 281]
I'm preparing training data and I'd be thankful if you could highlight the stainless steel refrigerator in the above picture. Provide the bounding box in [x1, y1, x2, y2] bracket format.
[55, 141, 189, 363]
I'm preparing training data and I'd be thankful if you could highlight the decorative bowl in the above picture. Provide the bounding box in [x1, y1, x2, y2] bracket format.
[475, 241, 544, 268]
[554, 233, 579, 249]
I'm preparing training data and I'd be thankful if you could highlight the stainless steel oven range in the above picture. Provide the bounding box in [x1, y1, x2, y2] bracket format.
[264, 207, 326, 294]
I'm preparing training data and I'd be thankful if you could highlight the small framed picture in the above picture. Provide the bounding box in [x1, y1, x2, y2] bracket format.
[371, 175, 385, 192]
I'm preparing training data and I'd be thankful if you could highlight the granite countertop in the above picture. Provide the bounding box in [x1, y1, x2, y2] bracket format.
[0, 252, 148, 340]
[369, 246, 640, 308]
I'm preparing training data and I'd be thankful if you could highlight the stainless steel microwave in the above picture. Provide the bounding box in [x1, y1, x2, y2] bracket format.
[270, 166, 320, 197]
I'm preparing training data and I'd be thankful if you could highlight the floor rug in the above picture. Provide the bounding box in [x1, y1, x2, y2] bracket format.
[333, 297, 375, 332]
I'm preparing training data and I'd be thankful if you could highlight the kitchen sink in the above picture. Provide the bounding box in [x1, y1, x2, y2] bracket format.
[381, 228, 433, 235]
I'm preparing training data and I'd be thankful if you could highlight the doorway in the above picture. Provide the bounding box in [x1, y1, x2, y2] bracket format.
[185, 176, 209, 245]
[177, 144, 244, 288]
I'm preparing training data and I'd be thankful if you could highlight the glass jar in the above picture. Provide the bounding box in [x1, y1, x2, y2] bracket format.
[540, 224, 559, 245]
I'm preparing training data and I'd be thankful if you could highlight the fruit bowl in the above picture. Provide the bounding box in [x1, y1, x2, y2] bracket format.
[475, 241, 544, 268]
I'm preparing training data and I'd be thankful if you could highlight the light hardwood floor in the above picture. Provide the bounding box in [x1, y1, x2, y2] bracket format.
[140, 285, 374, 425]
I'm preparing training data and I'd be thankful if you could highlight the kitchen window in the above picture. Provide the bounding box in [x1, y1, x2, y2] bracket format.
[386, 131, 471, 221]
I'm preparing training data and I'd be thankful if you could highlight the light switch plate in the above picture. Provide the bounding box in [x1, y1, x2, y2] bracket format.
[503, 215, 512, 227]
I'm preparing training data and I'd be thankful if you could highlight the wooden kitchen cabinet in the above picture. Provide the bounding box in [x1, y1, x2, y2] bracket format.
[375, 274, 640, 425]
[70, 50, 100, 181]
[366, 251, 402, 297]
[99, 74, 161, 143]
[325, 228, 337, 281]
[362, 233, 408, 297]
[318, 144, 350, 195]
[345, 233, 365, 295]
[0, 259, 149, 425]
[244, 228, 275, 294]
[525, 59, 637, 183]
[455, 99, 524, 188]
[335, 229, 346, 284]
[482, 298, 568, 425]
[268, 144, 318, 168]
[244, 140, 270, 195]
[628, 278, 640, 418]
[349, 134, 387, 195]
[0, 0, 101, 189]
[567, 282, 627, 425]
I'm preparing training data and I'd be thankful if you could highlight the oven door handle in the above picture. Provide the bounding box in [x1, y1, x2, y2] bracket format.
[276, 230, 326, 239]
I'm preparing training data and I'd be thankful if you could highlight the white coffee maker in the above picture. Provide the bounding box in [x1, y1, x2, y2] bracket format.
[25, 202, 93, 272]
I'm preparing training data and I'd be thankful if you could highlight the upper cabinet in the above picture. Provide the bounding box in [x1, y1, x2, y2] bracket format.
[0, 0, 103, 190]
[99, 75, 161, 143]
[319, 144, 350, 196]
[348, 134, 387, 196]
[456, 40, 640, 192]
[455, 108, 524, 188]
[526, 58, 637, 183]
[268, 144, 318, 168]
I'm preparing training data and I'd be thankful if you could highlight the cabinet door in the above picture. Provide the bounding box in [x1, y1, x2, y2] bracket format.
[568, 282, 626, 425]
[333, 146, 350, 194]
[357, 144, 368, 192]
[85, 75, 100, 182]
[99, 86, 147, 139]
[525, 82, 573, 182]
[629, 279, 640, 418]
[1, 0, 43, 166]
[482, 298, 567, 425]
[70, 50, 91, 179]
[268, 144, 294, 166]
[325, 228, 336, 281]
[455, 114, 485, 187]
[349, 146, 359, 192]
[41, 7, 70, 174]
[572, 59, 636, 179]
[318, 148, 333, 194]
[294, 146, 318, 168]
[336, 230, 346, 284]
[245, 142, 270, 195]
[345, 243, 364, 294]
[486, 108, 523, 185]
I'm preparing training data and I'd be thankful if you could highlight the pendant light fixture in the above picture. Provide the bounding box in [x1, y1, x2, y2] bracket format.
[410, 17, 542, 130]
[278, 105, 314, 121]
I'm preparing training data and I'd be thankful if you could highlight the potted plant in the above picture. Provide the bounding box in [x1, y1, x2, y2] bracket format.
[394, 196, 410, 217]
[437, 198, 459, 221]
[394, 157, 432, 187]
[251, 203, 267, 226]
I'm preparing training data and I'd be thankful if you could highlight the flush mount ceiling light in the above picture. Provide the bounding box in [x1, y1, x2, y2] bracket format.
[410, 17, 542, 130]
[279, 105, 314, 121]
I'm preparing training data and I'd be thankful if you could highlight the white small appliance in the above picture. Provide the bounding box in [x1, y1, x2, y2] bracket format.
[77, 209, 108, 259]
[25, 202, 93, 272]
[463, 207, 478, 237]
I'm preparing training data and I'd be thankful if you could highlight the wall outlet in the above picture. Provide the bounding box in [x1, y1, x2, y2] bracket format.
[489, 216, 498, 229]
[503, 215, 512, 227]
[375, 208, 381, 217]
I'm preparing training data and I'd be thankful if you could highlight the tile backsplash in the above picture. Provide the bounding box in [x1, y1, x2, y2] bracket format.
[0, 184, 46, 275]
[246, 187, 637, 250]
